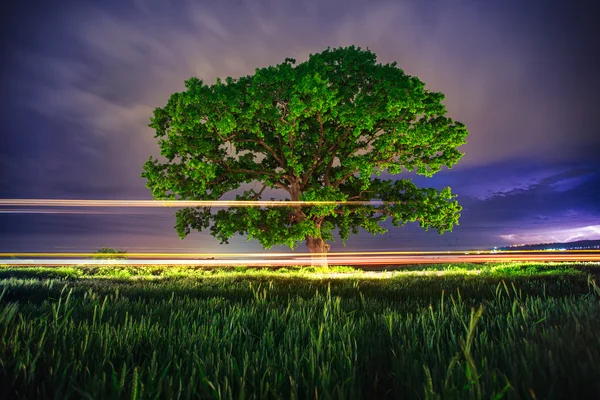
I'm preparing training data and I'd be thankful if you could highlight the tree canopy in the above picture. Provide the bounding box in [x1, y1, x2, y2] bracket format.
[142, 46, 468, 254]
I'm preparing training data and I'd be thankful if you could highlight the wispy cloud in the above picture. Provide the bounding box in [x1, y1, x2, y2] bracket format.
[12, 0, 585, 195]
[2, 0, 598, 250]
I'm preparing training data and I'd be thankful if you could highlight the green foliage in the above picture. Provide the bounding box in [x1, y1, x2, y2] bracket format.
[1, 262, 594, 281]
[142, 46, 468, 250]
[0, 266, 83, 280]
[1, 267, 599, 399]
[91, 248, 128, 260]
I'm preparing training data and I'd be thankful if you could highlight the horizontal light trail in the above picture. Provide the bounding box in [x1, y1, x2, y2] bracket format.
[0, 209, 127, 215]
[4, 254, 600, 266]
[2, 249, 600, 259]
[0, 199, 388, 208]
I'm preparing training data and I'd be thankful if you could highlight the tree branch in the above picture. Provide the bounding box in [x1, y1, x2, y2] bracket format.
[259, 138, 286, 168]
[323, 155, 336, 186]
[301, 112, 327, 187]
[316, 112, 326, 155]
[322, 125, 353, 186]
[232, 138, 286, 168]
[275, 182, 291, 193]
[332, 168, 359, 188]
[333, 208, 393, 216]
[346, 190, 372, 200]
[251, 184, 268, 200]
[349, 129, 382, 157]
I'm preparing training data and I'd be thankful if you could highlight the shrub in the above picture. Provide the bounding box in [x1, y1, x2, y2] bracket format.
[91, 248, 128, 260]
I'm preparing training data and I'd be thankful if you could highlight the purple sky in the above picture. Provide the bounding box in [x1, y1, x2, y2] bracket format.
[1, 0, 599, 252]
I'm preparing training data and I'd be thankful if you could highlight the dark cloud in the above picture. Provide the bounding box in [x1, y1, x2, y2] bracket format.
[453, 165, 600, 243]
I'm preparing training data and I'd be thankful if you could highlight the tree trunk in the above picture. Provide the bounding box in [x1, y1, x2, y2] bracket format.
[306, 236, 330, 267]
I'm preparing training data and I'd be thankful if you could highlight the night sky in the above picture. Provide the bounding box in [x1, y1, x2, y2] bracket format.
[1, 0, 599, 252]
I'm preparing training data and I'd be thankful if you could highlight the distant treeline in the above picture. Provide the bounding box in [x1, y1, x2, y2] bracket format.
[498, 239, 600, 251]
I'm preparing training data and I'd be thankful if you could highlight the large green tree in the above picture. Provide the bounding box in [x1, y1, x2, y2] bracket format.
[142, 46, 468, 259]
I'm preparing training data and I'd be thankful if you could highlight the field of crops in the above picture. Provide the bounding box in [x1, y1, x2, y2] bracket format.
[1, 262, 600, 399]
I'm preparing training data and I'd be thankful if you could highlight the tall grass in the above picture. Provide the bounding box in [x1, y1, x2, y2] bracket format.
[0, 265, 599, 399]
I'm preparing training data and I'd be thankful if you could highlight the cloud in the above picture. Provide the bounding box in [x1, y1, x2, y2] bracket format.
[500, 225, 600, 244]
[451, 166, 600, 245]
[2, 0, 599, 251]
[8, 0, 592, 199]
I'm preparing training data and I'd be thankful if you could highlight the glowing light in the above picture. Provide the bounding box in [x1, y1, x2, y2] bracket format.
[0, 209, 126, 214]
[2, 253, 600, 267]
[0, 199, 389, 208]
[1, 249, 599, 260]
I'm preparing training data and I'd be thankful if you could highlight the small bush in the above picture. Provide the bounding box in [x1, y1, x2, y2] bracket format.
[91, 247, 128, 260]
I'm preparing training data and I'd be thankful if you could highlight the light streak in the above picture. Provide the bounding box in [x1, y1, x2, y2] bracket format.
[0, 199, 389, 208]
[4, 254, 600, 266]
[1, 249, 600, 259]
[0, 209, 128, 215]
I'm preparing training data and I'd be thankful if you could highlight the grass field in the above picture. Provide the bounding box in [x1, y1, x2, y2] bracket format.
[1, 262, 600, 399]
